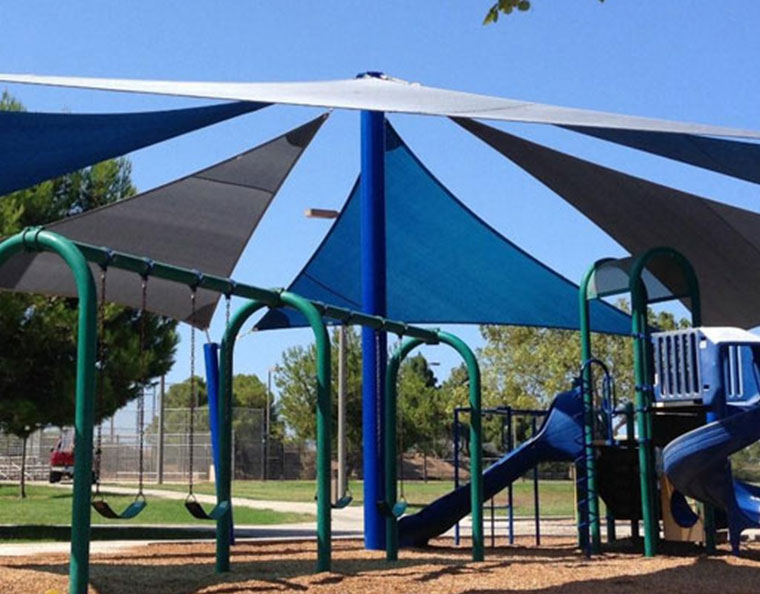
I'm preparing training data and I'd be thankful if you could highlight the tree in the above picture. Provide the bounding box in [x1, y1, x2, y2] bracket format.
[397, 354, 452, 480]
[0, 92, 178, 495]
[276, 330, 452, 476]
[484, 0, 605, 25]
[164, 376, 208, 408]
[276, 327, 363, 473]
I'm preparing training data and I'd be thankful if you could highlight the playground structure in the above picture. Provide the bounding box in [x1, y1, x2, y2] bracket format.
[5, 231, 760, 594]
[577, 247, 760, 557]
[382, 245, 760, 565]
[4, 71, 760, 594]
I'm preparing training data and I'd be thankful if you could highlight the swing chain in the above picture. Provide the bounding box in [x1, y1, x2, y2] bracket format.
[224, 281, 235, 329]
[94, 267, 108, 496]
[137, 275, 148, 497]
[188, 288, 197, 495]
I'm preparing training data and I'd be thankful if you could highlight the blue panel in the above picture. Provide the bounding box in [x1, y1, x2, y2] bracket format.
[564, 126, 760, 185]
[0, 101, 267, 196]
[258, 123, 630, 334]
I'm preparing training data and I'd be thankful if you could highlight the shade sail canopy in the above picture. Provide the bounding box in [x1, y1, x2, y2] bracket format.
[257, 123, 631, 334]
[563, 125, 760, 185]
[0, 101, 267, 196]
[0, 114, 328, 328]
[3, 72, 760, 138]
[455, 117, 760, 328]
[587, 257, 684, 303]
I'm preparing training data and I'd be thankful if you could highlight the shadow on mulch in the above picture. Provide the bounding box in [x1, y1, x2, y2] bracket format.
[459, 557, 760, 594]
[6, 537, 760, 594]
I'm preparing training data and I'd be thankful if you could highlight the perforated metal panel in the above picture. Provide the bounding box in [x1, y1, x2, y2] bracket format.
[653, 329, 702, 402]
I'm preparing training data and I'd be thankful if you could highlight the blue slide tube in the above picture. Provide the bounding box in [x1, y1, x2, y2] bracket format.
[204, 342, 234, 543]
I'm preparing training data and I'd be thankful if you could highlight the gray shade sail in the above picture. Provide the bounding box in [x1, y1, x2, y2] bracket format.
[0, 114, 328, 328]
[455, 117, 760, 329]
[2, 72, 760, 138]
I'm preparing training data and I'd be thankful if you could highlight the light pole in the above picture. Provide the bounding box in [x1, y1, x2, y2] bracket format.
[265, 365, 278, 481]
[157, 375, 165, 484]
[305, 207, 348, 500]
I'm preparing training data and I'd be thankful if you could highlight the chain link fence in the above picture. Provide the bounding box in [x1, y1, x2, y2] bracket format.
[1, 405, 316, 483]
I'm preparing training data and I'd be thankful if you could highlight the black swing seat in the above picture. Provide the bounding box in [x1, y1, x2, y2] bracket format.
[332, 492, 353, 510]
[314, 489, 353, 509]
[184, 494, 230, 521]
[377, 498, 408, 518]
[92, 494, 147, 520]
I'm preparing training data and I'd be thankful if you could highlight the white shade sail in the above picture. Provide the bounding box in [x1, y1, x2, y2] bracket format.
[2, 72, 760, 138]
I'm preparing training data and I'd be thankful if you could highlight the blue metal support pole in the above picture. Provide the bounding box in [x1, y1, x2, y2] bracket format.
[204, 343, 221, 473]
[360, 105, 387, 550]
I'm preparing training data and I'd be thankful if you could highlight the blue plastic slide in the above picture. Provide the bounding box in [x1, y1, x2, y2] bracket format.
[398, 388, 584, 547]
[663, 404, 760, 553]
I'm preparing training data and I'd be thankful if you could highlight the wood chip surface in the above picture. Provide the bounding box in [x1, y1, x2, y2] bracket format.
[2, 536, 759, 593]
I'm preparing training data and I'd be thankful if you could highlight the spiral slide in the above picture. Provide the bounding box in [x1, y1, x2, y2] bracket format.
[398, 388, 584, 547]
[663, 403, 760, 553]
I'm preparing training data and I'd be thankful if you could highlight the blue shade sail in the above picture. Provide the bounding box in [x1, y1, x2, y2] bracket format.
[258, 123, 630, 335]
[563, 125, 760, 185]
[0, 101, 268, 196]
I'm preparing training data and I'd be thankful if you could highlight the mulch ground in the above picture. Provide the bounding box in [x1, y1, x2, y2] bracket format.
[1, 536, 760, 593]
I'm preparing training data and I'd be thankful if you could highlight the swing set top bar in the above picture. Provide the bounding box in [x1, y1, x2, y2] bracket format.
[21, 228, 440, 343]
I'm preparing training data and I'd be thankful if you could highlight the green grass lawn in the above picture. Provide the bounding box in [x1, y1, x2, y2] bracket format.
[148, 479, 578, 517]
[0, 484, 313, 526]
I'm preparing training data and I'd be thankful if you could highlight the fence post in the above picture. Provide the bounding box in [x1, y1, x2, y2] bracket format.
[157, 375, 165, 484]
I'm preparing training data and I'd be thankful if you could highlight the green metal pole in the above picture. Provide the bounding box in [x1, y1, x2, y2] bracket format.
[438, 331, 484, 562]
[217, 299, 268, 572]
[280, 292, 332, 572]
[624, 401, 639, 540]
[630, 282, 657, 558]
[578, 265, 601, 554]
[384, 338, 422, 561]
[0, 230, 97, 594]
[629, 246, 705, 558]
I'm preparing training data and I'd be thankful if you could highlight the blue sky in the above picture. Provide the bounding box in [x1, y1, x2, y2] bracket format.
[3, 2, 760, 397]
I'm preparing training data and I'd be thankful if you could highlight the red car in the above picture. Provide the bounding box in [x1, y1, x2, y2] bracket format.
[49, 431, 75, 483]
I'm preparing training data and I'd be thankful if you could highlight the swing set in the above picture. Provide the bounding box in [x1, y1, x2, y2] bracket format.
[89, 259, 229, 522]
[0, 227, 484, 594]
